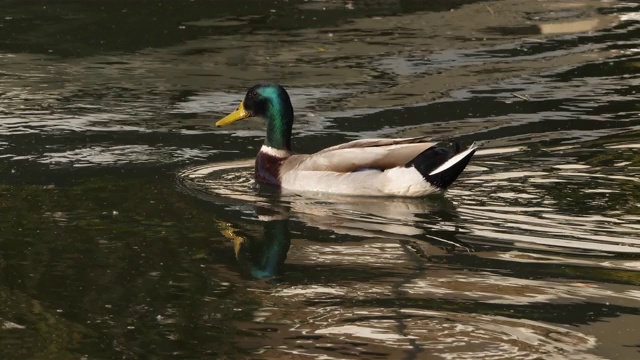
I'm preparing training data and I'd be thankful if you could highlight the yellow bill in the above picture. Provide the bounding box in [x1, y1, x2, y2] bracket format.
[216, 101, 251, 127]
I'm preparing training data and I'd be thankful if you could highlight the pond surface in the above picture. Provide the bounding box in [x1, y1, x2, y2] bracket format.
[1, 0, 640, 359]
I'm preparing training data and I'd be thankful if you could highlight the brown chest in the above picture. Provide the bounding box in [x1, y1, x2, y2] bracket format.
[255, 152, 284, 187]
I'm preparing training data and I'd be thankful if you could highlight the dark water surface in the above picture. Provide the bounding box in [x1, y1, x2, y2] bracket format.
[2, 0, 640, 359]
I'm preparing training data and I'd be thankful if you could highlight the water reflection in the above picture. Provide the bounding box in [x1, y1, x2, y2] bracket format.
[217, 211, 291, 280]
[179, 161, 471, 280]
[173, 137, 640, 356]
[179, 166, 570, 356]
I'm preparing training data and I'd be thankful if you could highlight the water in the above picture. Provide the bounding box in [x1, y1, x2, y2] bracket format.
[1, 0, 640, 359]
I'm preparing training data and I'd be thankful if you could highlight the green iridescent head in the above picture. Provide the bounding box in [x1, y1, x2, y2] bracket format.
[216, 84, 294, 150]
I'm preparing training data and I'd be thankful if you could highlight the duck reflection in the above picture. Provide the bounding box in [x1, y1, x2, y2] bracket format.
[217, 208, 291, 280]
[213, 194, 468, 279]
[287, 193, 459, 239]
[179, 162, 469, 280]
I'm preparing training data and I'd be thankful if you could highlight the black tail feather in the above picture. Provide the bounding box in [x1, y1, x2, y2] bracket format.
[406, 147, 453, 175]
[406, 144, 477, 190]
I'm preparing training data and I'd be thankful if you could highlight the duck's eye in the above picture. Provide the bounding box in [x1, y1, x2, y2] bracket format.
[250, 90, 258, 97]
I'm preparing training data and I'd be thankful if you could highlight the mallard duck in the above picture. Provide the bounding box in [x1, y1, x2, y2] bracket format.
[216, 84, 477, 197]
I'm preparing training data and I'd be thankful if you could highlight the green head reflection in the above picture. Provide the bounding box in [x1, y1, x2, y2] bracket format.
[218, 214, 291, 280]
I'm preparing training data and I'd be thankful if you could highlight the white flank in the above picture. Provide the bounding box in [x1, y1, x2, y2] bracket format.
[382, 167, 438, 196]
[281, 166, 440, 197]
[428, 144, 477, 176]
[260, 145, 291, 158]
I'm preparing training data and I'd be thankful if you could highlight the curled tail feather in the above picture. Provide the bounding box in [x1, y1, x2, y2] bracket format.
[406, 142, 477, 190]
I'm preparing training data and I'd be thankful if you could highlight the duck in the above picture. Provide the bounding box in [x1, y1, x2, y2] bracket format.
[215, 84, 477, 197]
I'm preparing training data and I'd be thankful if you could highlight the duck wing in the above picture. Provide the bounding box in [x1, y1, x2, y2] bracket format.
[286, 136, 437, 173]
